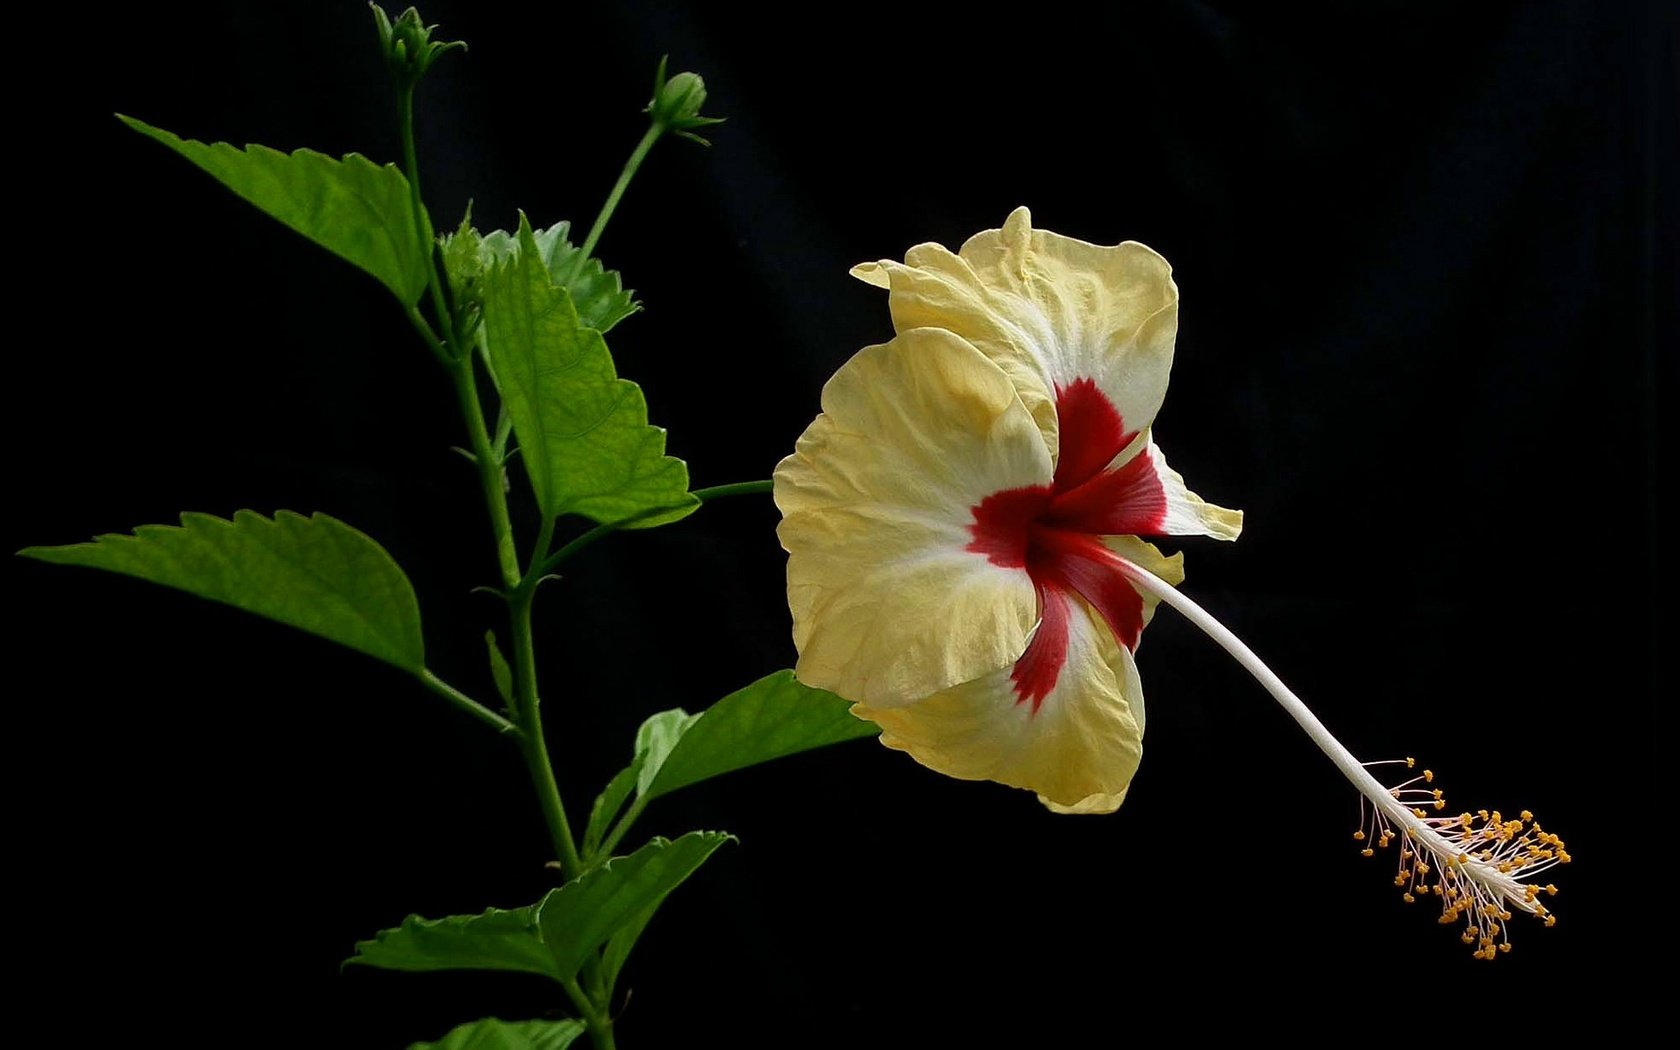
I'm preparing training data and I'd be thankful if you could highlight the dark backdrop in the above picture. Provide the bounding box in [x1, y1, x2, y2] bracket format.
[11, 1, 1672, 1043]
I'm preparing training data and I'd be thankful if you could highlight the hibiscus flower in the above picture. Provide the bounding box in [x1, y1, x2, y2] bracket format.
[774, 207, 1239, 813]
[775, 208, 1568, 957]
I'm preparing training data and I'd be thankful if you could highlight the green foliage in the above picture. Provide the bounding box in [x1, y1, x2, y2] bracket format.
[601, 906, 655, 995]
[350, 833, 729, 984]
[349, 900, 563, 980]
[119, 115, 433, 305]
[410, 1018, 585, 1050]
[479, 217, 697, 528]
[536, 832, 730, 980]
[485, 630, 515, 709]
[644, 671, 878, 802]
[581, 674, 874, 869]
[447, 219, 639, 334]
[633, 709, 702, 796]
[20, 511, 424, 672]
[583, 763, 641, 858]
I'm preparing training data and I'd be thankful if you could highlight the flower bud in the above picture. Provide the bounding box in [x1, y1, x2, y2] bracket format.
[645, 56, 725, 144]
[371, 4, 465, 88]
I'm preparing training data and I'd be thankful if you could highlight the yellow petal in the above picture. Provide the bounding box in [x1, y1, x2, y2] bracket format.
[775, 327, 1053, 709]
[856, 595, 1146, 814]
[1134, 435, 1243, 541]
[853, 207, 1179, 473]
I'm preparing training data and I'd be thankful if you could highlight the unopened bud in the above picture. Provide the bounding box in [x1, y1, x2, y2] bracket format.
[371, 4, 465, 88]
[645, 56, 725, 144]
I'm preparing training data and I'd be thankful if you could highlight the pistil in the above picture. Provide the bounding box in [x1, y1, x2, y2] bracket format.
[1109, 551, 1566, 957]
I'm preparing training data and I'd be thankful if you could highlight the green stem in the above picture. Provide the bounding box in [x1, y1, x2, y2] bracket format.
[539, 479, 774, 576]
[416, 669, 521, 737]
[692, 479, 776, 502]
[527, 516, 557, 578]
[399, 67, 613, 1049]
[563, 978, 619, 1050]
[574, 123, 665, 275]
[404, 306, 452, 367]
[452, 356, 522, 588]
[509, 585, 584, 875]
[594, 793, 649, 863]
[398, 86, 454, 355]
[491, 402, 514, 461]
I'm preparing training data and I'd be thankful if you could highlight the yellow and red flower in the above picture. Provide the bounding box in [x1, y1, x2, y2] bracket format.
[775, 207, 1241, 813]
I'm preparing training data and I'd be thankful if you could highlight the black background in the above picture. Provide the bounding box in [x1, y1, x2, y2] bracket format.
[11, 0, 1672, 1044]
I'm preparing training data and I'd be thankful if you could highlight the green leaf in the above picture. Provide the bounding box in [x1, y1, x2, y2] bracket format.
[119, 115, 433, 305]
[348, 901, 560, 980]
[535, 831, 730, 980]
[485, 630, 514, 709]
[480, 216, 697, 528]
[530, 221, 639, 333]
[410, 1018, 586, 1050]
[583, 760, 642, 858]
[645, 671, 878, 801]
[443, 218, 638, 334]
[633, 708, 701, 796]
[20, 511, 424, 672]
[583, 708, 695, 856]
[601, 906, 654, 994]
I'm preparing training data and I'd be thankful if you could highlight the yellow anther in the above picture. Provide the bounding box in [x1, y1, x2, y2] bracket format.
[1545, 884, 1558, 896]
[1520, 810, 1534, 822]
[1406, 757, 1416, 768]
[1544, 915, 1557, 927]
[1403, 892, 1416, 903]
[1353, 830, 1366, 841]
[1499, 943, 1511, 953]
[1434, 800, 1447, 810]
[1559, 851, 1572, 864]
[1361, 848, 1375, 857]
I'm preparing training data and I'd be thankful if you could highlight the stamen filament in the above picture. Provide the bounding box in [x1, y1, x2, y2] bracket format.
[1111, 554, 1563, 955]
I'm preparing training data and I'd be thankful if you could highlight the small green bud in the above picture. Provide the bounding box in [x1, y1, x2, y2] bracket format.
[645, 55, 725, 144]
[371, 4, 465, 88]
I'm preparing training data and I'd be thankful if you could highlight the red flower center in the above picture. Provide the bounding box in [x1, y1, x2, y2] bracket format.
[968, 379, 1169, 710]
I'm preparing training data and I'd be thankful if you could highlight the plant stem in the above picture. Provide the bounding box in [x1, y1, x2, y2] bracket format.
[451, 356, 522, 589]
[416, 669, 521, 737]
[398, 86, 454, 354]
[693, 479, 775, 502]
[540, 479, 774, 575]
[399, 67, 613, 1049]
[595, 794, 650, 862]
[564, 978, 620, 1050]
[574, 123, 665, 274]
[508, 585, 583, 874]
[404, 306, 452, 367]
